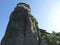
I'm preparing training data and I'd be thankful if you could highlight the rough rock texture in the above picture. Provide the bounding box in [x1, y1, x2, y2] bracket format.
[1, 3, 39, 45]
[40, 38, 48, 45]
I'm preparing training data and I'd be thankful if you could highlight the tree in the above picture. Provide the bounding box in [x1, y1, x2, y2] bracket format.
[46, 34, 57, 45]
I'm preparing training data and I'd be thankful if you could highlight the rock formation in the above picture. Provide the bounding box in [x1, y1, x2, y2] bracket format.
[1, 3, 40, 45]
[40, 38, 48, 45]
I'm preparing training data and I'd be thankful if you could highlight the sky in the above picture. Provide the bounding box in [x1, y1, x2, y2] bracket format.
[0, 0, 60, 42]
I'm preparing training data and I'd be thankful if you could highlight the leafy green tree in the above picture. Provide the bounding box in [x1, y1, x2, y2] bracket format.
[46, 34, 57, 45]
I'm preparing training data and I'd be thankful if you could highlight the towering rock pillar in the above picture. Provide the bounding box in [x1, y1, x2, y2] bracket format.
[1, 3, 39, 45]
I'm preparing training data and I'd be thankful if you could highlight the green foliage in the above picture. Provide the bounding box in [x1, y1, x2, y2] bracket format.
[9, 21, 19, 28]
[46, 34, 57, 45]
[56, 32, 60, 36]
[40, 31, 60, 45]
[30, 15, 39, 32]
[41, 33, 47, 39]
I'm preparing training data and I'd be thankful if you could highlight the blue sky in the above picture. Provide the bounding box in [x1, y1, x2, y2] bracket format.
[0, 0, 60, 42]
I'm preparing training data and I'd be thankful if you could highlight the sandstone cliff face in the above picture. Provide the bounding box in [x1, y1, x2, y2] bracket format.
[1, 3, 39, 45]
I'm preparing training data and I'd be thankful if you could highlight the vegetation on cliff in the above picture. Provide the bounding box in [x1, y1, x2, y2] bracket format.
[30, 15, 60, 45]
[30, 15, 39, 32]
[41, 31, 60, 45]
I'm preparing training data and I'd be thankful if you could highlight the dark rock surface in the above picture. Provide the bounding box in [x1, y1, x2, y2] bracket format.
[40, 38, 48, 45]
[1, 3, 39, 45]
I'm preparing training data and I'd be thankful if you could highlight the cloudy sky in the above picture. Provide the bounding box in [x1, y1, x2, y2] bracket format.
[0, 0, 60, 42]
